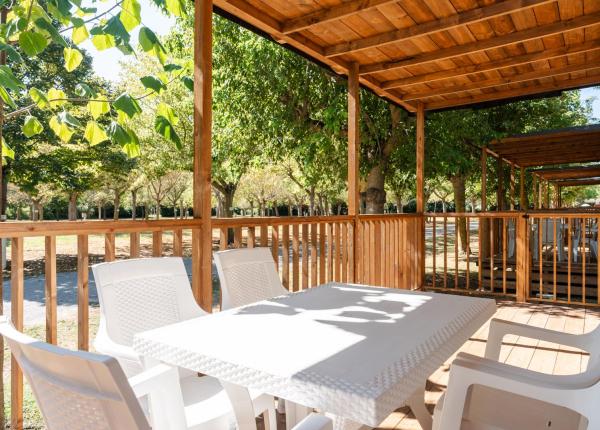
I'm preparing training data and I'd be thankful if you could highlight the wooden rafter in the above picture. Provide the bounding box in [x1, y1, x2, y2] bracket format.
[324, 0, 555, 58]
[382, 40, 600, 90]
[282, 0, 398, 34]
[534, 165, 600, 181]
[425, 73, 600, 110]
[553, 178, 600, 187]
[402, 62, 600, 101]
[359, 12, 600, 75]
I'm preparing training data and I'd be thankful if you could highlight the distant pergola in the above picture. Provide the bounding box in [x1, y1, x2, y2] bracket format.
[190, 0, 600, 306]
[482, 125, 600, 210]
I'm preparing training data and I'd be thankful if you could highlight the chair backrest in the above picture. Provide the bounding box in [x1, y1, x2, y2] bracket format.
[214, 247, 288, 309]
[92, 257, 205, 346]
[0, 318, 150, 430]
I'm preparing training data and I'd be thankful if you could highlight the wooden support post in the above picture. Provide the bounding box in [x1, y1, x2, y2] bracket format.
[45, 236, 57, 344]
[515, 214, 530, 302]
[11, 237, 23, 430]
[532, 175, 540, 209]
[481, 149, 487, 211]
[509, 165, 515, 210]
[416, 102, 425, 288]
[520, 168, 527, 210]
[77, 235, 89, 351]
[348, 62, 359, 283]
[193, 0, 213, 311]
[497, 158, 504, 211]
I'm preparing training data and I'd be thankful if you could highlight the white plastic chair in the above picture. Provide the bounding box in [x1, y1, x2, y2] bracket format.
[92, 257, 276, 429]
[432, 352, 595, 429]
[214, 247, 288, 310]
[431, 317, 600, 429]
[0, 318, 332, 430]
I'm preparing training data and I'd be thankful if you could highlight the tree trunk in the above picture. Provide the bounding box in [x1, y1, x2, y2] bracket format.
[395, 196, 404, 213]
[155, 203, 161, 220]
[365, 164, 386, 214]
[274, 201, 279, 216]
[131, 190, 137, 220]
[68, 193, 78, 221]
[308, 188, 315, 216]
[15, 204, 21, 220]
[113, 194, 120, 220]
[451, 175, 468, 253]
[442, 200, 446, 213]
[97, 204, 102, 219]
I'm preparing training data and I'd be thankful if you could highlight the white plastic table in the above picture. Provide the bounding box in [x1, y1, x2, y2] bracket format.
[133, 283, 496, 429]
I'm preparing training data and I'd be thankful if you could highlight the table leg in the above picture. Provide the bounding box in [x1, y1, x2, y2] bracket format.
[221, 381, 258, 430]
[407, 383, 433, 430]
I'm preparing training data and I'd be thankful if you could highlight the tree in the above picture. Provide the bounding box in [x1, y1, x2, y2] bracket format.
[431, 180, 453, 213]
[164, 171, 191, 218]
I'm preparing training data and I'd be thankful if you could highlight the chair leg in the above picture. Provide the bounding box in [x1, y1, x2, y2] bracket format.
[263, 405, 277, 430]
[406, 382, 433, 430]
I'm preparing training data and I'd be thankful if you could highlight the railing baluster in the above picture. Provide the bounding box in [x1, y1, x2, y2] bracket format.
[152, 231, 162, 257]
[334, 222, 341, 282]
[433, 216, 437, 289]
[310, 223, 318, 287]
[582, 217, 586, 304]
[219, 227, 227, 250]
[539, 218, 543, 297]
[105, 232, 116, 262]
[173, 228, 183, 256]
[45, 236, 57, 345]
[301, 223, 309, 290]
[77, 235, 89, 351]
[477, 217, 483, 291]
[11, 237, 24, 430]
[443, 217, 447, 289]
[568, 218, 572, 304]
[454, 217, 459, 289]
[247, 226, 256, 248]
[553, 219, 557, 300]
[271, 224, 279, 272]
[327, 222, 334, 283]
[282, 224, 290, 290]
[233, 227, 242, 248]
[489, 220, 494, 292]
[374, 221, 382, 286]
[319, 223, 326, 284]
[130, 232, 140, 258]
[466, 217, 470, 290]
[292, 223, 300, 291]
[348, 221, 355, 283]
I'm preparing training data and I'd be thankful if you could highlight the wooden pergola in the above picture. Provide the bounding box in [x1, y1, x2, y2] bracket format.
[483, 125, 600, 209]
[191, 0, 600, 308]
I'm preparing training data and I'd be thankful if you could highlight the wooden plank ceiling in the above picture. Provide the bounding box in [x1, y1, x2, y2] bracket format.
[489, 124, 600, 167]
[214, 0, 600, 112]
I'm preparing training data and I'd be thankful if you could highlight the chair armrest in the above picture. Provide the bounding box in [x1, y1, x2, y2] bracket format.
[292, 414, 332, 430]
[93, 325, 142, 376]
[436, 353, 592, 430]
[485, 318, 588, 361]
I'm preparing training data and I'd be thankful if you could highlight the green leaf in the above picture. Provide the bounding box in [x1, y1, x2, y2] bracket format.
[103, 15, 130, 43]
[0, 43, 23, 63]
[75, 83, 96, 98]
[63, 48, 83, 72]
[49, 115, 74, 143]
[120, 0, 141, 32]
[22, 115, 43, 137]
[122, 141, 141, 157]
[163, 63, 182, 72]
[138, 27, 166, 64]
[108, 121, 140, 157]
[165, 0, 185, 17]
[157, 102, 178, 125]
[155, 116, 181, 149]
[58, 110, 83, 128]
[29, 88, 49, 109]
[47, 88, 67, 108]
[18, 31, 48, 56]
[0, 66, 24, 91]
[46, 0, 72, 21]
[0, 86, 15, 109]
[84, 121, 108, 146]
[1, 139, 14, 159]
[87, 96, 110, 119]
[34, 18, 67, 47]
[113, 93, 141, 118]
[140, 75, 166, 94]
[91, 33, 115, 51]
[182, 76, 193, 92]
[72, 24, 89, 45]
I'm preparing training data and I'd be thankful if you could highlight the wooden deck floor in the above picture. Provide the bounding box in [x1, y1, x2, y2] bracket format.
[267, 300, 600, 430]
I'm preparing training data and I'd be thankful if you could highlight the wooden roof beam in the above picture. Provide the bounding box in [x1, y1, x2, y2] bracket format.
[511, 154, 600, 167]
[360, 11, 600, 75]
[402, 62, 600, 102]
[382, 39, 600, 90]
[425, 73, 600, 110]
[325, 0, 555, 58]
[552, 178, 600, 187]
[534, 165, 600, 180]
[282, 0, 398, 34]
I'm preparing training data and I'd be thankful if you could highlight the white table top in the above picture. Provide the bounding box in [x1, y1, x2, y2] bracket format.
[133, 283, 496, 426]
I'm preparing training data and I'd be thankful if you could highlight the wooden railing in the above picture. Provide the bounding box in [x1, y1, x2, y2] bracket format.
[0, 214, 420, 429]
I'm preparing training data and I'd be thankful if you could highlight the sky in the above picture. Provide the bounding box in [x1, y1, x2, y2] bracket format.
[85, 6, 600, 122]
